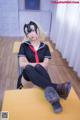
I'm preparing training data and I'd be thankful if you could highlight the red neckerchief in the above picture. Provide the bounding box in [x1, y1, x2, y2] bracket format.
[29, 45, 39, 63]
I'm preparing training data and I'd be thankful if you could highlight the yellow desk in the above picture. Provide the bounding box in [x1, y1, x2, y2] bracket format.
[2, 88, 80, 120]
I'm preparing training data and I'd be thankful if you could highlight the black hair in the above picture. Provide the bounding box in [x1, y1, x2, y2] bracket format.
[24, 21, 39, 35]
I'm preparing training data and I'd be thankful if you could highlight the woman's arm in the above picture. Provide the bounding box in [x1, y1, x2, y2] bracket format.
[19, 56, 50, 69]
[39, 58, 50, 68]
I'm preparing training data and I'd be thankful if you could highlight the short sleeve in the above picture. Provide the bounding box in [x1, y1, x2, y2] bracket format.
[18, 43, 26, 57]
[44, 45, 51, 59]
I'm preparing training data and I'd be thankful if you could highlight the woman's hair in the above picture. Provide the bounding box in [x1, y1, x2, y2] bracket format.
[24, 21, 39, 35]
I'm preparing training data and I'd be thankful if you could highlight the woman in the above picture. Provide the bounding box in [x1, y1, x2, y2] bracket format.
[17, 21, 71, 113]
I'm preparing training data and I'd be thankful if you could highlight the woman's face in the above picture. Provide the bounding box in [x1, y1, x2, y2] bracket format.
[27, 31, 39, 41]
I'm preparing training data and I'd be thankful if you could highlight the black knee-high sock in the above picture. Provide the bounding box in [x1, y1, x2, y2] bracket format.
[17, 74, 23, 88]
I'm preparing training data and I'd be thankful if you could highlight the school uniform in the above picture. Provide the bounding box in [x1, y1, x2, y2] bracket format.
[17, 40, 71, 110]
[17, 40, 57, 89]
[17, 21, 71, 113]
[17, 40, 65, 113]
[18, 41, 51, 62]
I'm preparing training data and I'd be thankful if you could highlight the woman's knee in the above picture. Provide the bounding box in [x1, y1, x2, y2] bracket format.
[35, 64, 44, 69]
[22, 65, 34, 80]
[23, 65, 36, 75]
[25, 65, 34, 71]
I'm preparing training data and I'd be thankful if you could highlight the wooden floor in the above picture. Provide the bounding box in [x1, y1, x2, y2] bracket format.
[0, 37, 80, 111]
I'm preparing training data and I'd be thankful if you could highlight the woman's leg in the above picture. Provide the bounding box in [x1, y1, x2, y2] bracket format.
[17, 64, 54, 89]
[17, 74, 23, 89]
[17, 64, 71, 100]
[34, 64, 57, 89]
[22, 65, 53, 89]
[35, 64, 51, 81]
[17, 64, 57, 90]
[17, 67, 31, 89]
[34, 64, 71, 99]
[21, 64, 62, 113]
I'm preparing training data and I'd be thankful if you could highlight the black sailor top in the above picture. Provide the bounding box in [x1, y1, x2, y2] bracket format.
[18, 40, 51, 63]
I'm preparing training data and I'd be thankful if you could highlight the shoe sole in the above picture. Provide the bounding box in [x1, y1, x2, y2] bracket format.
[44, 87, 60, 104]
[53, 102, 63, 113]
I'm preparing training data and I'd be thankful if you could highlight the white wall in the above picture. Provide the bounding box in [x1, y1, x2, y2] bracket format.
[0, 0, 19, 36]
[0, 0, 53, 36]
[18, 0, 25, 10]
[19, 11, 51, 37]
[50, 4, 57, 40]
[41, 0, 53, 11]
[18, 0, 53, 37]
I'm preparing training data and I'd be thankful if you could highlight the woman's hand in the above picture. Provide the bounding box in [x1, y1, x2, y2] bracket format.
[19, 56, 50, 69]
[39, 58, 50, 68]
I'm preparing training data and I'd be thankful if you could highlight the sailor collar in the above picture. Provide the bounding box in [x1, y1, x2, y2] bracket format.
[23, 40, 45, 51]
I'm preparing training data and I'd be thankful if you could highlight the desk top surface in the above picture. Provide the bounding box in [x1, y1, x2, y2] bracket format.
[2, 88, 80, 120]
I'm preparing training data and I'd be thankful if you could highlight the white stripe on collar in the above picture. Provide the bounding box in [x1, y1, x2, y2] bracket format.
[38, 43, 45, 50]
[23, 40, 31, 45]
[23, 41, 46, 51]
